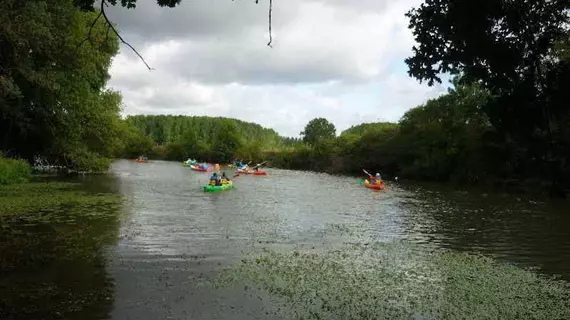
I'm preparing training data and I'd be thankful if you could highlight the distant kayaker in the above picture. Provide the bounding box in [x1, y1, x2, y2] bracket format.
[369, 173, 382, 185]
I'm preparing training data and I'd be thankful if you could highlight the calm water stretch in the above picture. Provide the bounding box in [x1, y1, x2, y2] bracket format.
[1, 160, 569, 319]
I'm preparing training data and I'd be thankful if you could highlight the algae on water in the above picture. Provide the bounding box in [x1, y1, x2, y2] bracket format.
[0, 181, 122, 319]
[215, 242, 570, 320]
[0, 182, 120, 217]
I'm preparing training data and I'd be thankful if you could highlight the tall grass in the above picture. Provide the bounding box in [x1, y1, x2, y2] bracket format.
[0, 156, 31, 185]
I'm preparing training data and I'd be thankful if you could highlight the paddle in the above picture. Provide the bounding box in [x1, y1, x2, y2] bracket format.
[253, 161, 267, 169]
[362, 169, 373, 178]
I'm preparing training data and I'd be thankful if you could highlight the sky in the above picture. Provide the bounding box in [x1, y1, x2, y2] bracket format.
[106, 0, 448, 137]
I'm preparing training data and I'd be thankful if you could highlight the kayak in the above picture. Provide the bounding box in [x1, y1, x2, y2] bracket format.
[364, 179, 387, 190]
[190, 164, 209, 172]
[203, 181, 233, 192]
[236, 169, 267, 175]
[135, 159, 148, 163]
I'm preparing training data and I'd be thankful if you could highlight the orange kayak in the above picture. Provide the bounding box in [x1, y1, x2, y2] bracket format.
[364, 179, 387, 190]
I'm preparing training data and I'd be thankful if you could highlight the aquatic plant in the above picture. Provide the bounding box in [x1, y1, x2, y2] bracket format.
[0, 181, 122, 319]
[215, 242, 570, 319]
[0, 182, 119, 217]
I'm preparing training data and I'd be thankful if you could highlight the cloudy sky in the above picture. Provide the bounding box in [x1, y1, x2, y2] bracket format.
[106, 0, 448, 137]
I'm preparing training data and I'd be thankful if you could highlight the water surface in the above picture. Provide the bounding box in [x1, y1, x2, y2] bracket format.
[1, 160, 568, 319]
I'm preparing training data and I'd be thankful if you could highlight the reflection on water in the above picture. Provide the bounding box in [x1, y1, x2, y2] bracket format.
[0, 180, 122, 320]
[397, 182, 570, 277]
[1, 160, 568, 319]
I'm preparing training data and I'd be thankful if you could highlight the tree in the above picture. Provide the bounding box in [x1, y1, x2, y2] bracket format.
[398, 83, 493, 182]
[0, 0, 122, 171]
[405, 0, 570, 196]
[341, 122, 398, 137]
[301, 118, 336, 145]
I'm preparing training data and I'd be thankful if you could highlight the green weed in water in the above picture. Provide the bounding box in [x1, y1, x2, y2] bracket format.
[0, 181, 122, 319]
[215, 242, 570, 320]
[0, 182, 119, 217]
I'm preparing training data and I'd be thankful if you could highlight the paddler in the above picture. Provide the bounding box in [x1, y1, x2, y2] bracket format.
[209, 172, 218, 185]
[369, 173, 382, 185]
[221, 172, 230, 183]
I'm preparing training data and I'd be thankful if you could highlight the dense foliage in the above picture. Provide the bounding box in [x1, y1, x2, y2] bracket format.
[267, 82, 499, 182]
[122, 115, 283, 163]
[0, 156, 31, 185]
[405, 0, 570, 195]
[0, 0, 123, 172]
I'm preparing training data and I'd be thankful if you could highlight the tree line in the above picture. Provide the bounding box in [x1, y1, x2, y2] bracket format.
[121, 115, 283, 163]
[1, 0, 568, 196]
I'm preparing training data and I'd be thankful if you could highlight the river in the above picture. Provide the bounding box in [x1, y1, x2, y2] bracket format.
[1, 160, 569, 319]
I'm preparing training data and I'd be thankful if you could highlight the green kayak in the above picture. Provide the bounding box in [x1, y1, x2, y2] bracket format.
[203, 181, 233, 192]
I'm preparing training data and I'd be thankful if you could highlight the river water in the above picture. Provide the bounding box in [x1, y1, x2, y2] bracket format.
[1, 160, 569, 319]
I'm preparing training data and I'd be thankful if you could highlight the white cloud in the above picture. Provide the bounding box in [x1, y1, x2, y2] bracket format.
[106, 0, 447, 137]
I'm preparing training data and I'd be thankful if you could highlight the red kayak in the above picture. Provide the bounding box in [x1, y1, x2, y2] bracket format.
[190, 164, 209, 172]
[237, 169, 267, 175]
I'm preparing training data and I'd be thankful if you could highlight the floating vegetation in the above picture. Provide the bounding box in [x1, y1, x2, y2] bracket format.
[215, 242, 570, 320]
[0, 181, 122, 319]
[0, 182, 120, 217]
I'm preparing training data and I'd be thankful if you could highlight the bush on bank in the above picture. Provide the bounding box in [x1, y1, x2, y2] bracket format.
[0, 156, 31, 185]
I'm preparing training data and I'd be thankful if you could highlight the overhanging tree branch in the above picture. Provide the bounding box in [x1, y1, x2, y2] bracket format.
[99, 0, 153, 70]
[80, 0, 275, 71]
[267, 0, 273, 47]
[76, 10, 103, 49]
[255, 0, 274, 47]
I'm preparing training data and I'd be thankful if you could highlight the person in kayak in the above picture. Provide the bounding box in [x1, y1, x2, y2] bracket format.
[209, 173, 221, 186]
[369, 173, 382, 185]
[221, 172, 230, 183]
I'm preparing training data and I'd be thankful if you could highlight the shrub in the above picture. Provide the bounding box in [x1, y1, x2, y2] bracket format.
[0, 156, 32, 185]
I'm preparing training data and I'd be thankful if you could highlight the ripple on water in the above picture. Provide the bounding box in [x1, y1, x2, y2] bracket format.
[3, 160, 566, 319]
